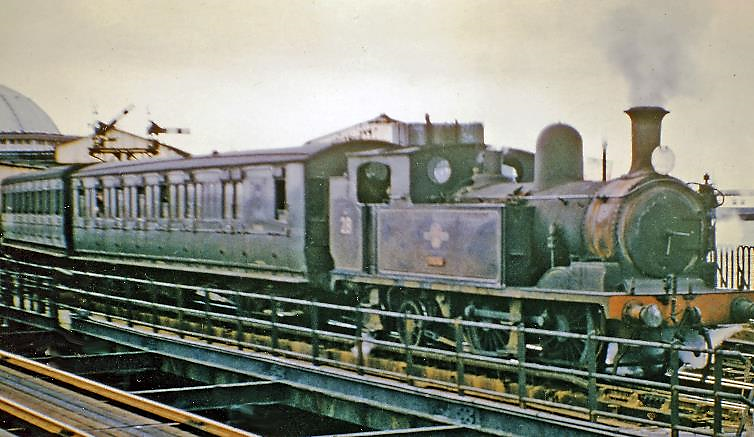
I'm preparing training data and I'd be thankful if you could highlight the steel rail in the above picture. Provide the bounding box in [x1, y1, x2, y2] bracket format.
[0, 349, 259, 437]
[0, 395, 96, 437]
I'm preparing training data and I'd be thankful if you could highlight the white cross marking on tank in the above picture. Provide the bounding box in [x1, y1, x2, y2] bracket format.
[424, 223, 449, 249]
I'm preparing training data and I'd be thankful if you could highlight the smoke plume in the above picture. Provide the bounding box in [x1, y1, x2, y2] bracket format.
[604, 4, 709, 106]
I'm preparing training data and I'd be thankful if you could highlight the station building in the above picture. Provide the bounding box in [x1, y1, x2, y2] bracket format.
[0, 84, 189, 180]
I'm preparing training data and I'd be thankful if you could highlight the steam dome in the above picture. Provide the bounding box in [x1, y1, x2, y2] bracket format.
[534, 123, 584, 191]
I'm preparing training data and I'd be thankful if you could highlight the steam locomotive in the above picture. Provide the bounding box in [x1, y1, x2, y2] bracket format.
[2, 106, 751, 375]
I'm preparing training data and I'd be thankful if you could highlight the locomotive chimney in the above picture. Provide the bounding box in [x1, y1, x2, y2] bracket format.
[625, 106, 668, 174]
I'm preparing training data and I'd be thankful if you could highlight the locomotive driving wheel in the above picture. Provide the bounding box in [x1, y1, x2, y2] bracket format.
[398, 299, 428, 346]
[463, 304, 510, 356]
[386, 287, 435, 347]
[540, 306, 605, 367]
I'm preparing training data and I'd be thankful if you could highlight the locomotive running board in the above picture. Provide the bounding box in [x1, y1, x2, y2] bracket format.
[332, 271, 613, 305]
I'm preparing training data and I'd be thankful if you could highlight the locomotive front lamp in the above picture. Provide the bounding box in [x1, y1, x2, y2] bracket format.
[651, 145, 676, 175]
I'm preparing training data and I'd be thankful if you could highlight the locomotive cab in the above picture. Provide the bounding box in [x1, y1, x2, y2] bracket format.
[351, 143, 486, 204]
[330, 141, 493, 277]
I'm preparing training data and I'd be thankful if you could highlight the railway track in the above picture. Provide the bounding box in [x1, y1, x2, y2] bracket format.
[65, 297, 754, 432]
[85, 306, 754, 432]
[0, 348, 258, 436]
[3, 260, 754, 435]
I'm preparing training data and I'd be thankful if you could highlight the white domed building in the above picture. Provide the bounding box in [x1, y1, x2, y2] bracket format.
[0, 85, 79, 174]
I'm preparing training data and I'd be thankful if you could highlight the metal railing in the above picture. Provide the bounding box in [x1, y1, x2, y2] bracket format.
[717, 245, 754, 290]
[2, 258, 754, 436]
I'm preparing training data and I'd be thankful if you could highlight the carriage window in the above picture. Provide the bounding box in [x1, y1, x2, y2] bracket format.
[275, 173, 286, 220]
[186, 183, 196, 219]
[159, 182, 169, 218]
[109, 188, 116, 218]
[40, 191, 46, 214]
[223, 181, 234, 220]
[132, 186, 142, 218]
[357, 162, 391, 204]
[233, 181, 242, 220]
[95, 186, 104, 218]
[169, 184, 177, 219]
[73, 185, 86, 217]
[77, 186, 86, 217]
[177, 183, 187, 219]
[55, 190, 62, 215]
[195, 183, 203, 219]
[50, 190, 56, 215]
[200, 182, 219, 219]
[115, 186, 125, 218]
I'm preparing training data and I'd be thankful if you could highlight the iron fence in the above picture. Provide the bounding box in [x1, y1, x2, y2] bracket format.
[717, 245, 754, 290]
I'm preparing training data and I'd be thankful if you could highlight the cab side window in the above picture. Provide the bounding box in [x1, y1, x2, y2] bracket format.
[357, 162, 391, 204]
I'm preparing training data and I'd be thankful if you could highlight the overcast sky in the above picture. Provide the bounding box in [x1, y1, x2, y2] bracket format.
[2, 0, 753, 189]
